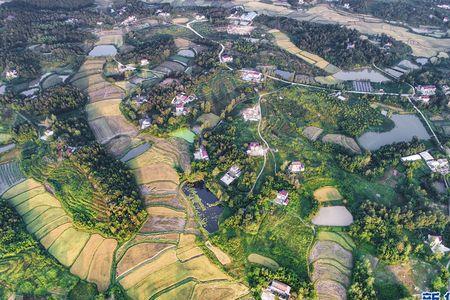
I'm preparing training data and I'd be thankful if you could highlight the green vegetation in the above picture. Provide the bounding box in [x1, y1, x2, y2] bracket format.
[0, 200, 79, 297]
[21, 142, 146, 241]
[257, 15, 411, 68]
[348, 257, 376, 300]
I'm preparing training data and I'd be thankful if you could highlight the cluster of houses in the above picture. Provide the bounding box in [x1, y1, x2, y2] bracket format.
[240, 69, 264, 83]
[401, 150, 449, 175]
[226, 11, 257, 35]
[172, 93, 197, 116]
[261, 280, 291, 300]
[220, 165, 242, 186]
[415, 85, 437, 104]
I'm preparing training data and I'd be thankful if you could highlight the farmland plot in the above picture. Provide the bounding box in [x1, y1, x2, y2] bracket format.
[0, 161, 24, 195]
[310, 231, 355, 300]
[1, 180, 118, 291]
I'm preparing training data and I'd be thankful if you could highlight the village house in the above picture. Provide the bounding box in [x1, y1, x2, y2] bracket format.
[241, 69, 263, 83]
[442, 85, 450, 96]
[221, 54, 233, 63]
[220, 165, 242, 186]
[288, 161, 305, 173]
[426, 158, 450, 175]
[247, 142, 267, 157]
[133, 95, 148, 106]
[140, 59, 149, 66]
[274, 190, 289, 206]
[417, 85, 437, 96]
[194, 146, 209, 161]
[121, 15, 136, 26]
[172, 93, 197, 116]
[139, 117, 151, 130]
[195, 14, 206, 21]
[415, 95, 431, 104]
[242, 105, 261, 121]
[428, 235, 450, 254]
[40, 129, 54, 141]
[6, 69, 18, 80]
[261, 280, 291, 300]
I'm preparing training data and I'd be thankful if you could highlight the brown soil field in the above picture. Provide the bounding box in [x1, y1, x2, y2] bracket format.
[205, 241, 232, 265]
[312, 206, 354, 226]
[119, 248, 179, 289]
[116, 243, 174, 277]
[312, 261, 350, 286]
[86, 100, 122, 121]
[143, 181, 179, 194]
[177, 246, 204, 262]
[315, 280, 347, 300]
[174, 38, 192, 48]
[127, 149, 176, 169]
[309, 240, 353, 269]
[145, 196, 184, 210]
[107, 135, 134, 157]
[322, 134, 361, 154]
[48, 227, 90, 267]
[313, 186, 343, 202]
[70, 234, 105, 279]
[134, 163, 180, 184]
[158, 281, 197, 300]
[87, 238, 118, 291]
[127, 255, 229, 300]
[192, 282, 250, 300]
[302, 126, 324, 141]
[2, 179, 41, 199]
[141, 215, 186, 233]
[40, 223, 73, 249]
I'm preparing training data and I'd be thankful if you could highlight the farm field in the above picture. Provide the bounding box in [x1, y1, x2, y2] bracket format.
[111, 137, 249, 299]
[71, 58, 138, 157]
[312, 206, 354, 226]
[0, 161, 24, 195]
[1, 179, 118, 292]
[248, 253, 280, 270]
[313, 186, 343, 202]
[310, 231, 355, 300]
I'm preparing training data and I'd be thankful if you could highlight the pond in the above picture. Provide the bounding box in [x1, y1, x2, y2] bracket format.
[88, 45, 117, 57]
[333, 68, 390, 82]
[183, 184, 223, 233]
[358, 114, 430, 151]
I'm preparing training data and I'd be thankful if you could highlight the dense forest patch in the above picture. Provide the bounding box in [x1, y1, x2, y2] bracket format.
[257, 15, 411, 69]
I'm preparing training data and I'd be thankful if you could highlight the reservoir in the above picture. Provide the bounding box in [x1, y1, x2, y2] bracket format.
[184, 185, 223, 233]
[88, 45, 117, 57]
[358, 114, 430, 151]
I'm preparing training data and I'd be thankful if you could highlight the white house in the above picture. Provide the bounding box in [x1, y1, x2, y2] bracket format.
[274, 190, 289, 206]
[428, 235, 450, 254]
[139, 117, 151, 130]
[247, 142, 266, 156]
[261, 280, 291, 300]
[241, 69, 263, 83]
[6, 69, 18, 80]
[194, 146, 209, 161]
[426, 159, 450, 175]
[242, 105, 261, 121]
[415, 95, 431, 104]
[140, 59, 149, 66]
[40, 129, 54, 141]
[222, 54, 233, 63]
[417, 85, 437, 96]
[401, 154, 422, 162]
[220, 165, 242, 186]
[288, 161, 305, 173]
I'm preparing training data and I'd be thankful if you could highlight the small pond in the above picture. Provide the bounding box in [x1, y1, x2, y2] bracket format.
[88, 45, 117, 57]
[358, 114, 430, 151]
[333, 68, 390, 82]
[183, 184, 223, 233]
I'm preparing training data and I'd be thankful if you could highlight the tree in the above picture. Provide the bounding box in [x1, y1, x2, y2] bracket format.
[348, 258, 376, 300]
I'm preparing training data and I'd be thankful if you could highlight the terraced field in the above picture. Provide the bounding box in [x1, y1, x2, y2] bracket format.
[0, 161, 25, 195]
[71, 58, 137, 157]
[310, 231, 355, 300]
[1, 179, 118, 292]
[113, 139, 249, 299]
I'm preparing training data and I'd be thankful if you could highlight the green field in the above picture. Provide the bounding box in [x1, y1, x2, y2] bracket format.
[195, 71, 250, 115]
